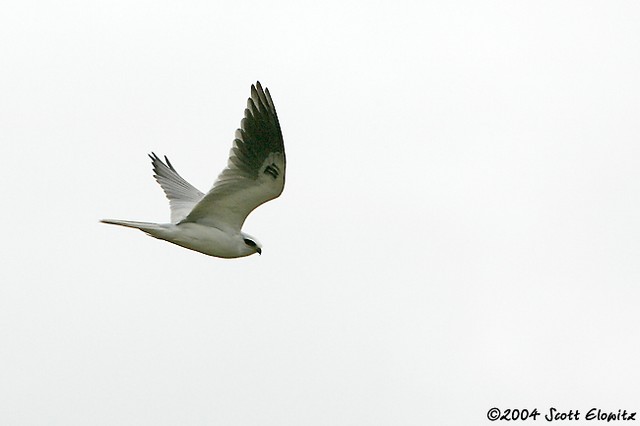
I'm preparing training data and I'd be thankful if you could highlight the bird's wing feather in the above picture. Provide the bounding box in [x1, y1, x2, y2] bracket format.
[149, 153, 205, 223]
[181, 82, 285, 232]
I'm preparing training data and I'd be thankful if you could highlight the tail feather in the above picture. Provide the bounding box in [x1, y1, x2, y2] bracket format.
[100, 219, 165, 237]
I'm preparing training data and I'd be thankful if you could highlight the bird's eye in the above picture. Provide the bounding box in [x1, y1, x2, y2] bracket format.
[244, 238, 257, 247]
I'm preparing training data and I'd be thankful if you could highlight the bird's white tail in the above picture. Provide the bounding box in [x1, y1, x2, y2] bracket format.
[100, 219, 166, 238]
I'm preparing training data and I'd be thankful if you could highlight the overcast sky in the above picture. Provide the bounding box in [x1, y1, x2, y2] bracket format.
[1, 1, 639, 425]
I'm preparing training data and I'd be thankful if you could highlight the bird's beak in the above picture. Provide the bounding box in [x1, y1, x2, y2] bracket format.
[256, 248, 262, 255]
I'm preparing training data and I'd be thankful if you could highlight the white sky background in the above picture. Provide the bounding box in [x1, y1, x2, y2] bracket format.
[1, 1, 639, 424]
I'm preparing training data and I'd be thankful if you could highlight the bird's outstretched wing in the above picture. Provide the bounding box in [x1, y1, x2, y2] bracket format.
[149, 153, 205, 223]
[181, 81, 286, 232]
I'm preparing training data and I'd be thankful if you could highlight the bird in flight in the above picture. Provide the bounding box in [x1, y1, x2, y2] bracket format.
[101, 82, 285, 258]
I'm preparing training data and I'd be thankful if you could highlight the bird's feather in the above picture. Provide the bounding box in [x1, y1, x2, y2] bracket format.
[149, 153, 205, 223]
[181, 81, 286, 232]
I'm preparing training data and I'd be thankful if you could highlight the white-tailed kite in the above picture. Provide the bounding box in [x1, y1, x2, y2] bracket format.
[101, 82, 285, 258]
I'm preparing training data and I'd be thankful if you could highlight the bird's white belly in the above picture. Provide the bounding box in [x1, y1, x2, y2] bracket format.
[161, 222, 250, 258]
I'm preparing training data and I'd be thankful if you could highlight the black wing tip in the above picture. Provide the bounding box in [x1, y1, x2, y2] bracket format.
[148, 152, 177, 172]
[251, 81, 268, 100]
[164, 155, 175, 171]
[149, 152, 160, 168]
[249, 81, 275, 115]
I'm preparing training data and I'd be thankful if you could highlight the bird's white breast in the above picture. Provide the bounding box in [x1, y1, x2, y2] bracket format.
[163, 222, 253, 258]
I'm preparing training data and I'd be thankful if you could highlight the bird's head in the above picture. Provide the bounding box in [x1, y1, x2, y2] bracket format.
[242, 234, 262, 256]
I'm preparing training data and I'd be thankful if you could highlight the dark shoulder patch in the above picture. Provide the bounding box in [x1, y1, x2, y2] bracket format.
[264, 163, 280, 179]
